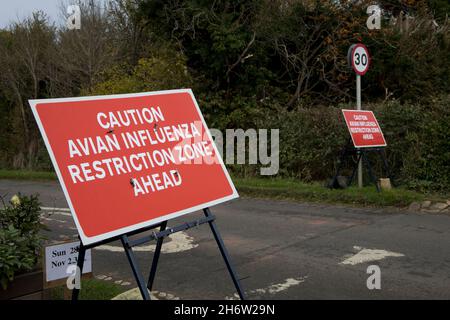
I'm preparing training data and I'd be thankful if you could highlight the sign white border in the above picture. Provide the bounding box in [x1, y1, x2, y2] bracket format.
[29, 89, 239, 245]
[350, 43, 371, 76]
[341, 109, 387, 148]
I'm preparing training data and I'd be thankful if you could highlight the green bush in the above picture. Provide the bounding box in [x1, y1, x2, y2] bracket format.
[372, 97, 450, 191]
[258, 106, 347, 181]
[0, 194, 44, 289]
[89, 46, 192, 96]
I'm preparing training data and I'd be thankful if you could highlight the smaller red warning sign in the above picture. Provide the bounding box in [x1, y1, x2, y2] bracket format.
[342, 109, 387, 148]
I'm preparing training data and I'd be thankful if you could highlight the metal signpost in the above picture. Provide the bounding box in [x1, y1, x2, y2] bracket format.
[348, 43, 371, 188]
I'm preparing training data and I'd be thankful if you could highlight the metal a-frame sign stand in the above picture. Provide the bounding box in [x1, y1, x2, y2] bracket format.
[71, 207, 246, 301]
[329, 137, 393, 192]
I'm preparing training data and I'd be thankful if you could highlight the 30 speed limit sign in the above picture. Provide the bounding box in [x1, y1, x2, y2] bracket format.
[348, 43, 370, 76]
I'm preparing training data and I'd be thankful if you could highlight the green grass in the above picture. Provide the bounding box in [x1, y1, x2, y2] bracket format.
[233, 177, 438, 207]
[49, 278, 126, 300]
[0, 169, 56, 180]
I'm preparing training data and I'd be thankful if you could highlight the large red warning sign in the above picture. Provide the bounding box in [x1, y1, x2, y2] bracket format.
[29, 89, 238, 245]
[342, 109, 387, 148]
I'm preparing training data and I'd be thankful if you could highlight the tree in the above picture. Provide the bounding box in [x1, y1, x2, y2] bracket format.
[90, 45, 192, 95]
[0, 12, 56, 168]
[57, 0, 118, 93]
[135, 0, 267, 97]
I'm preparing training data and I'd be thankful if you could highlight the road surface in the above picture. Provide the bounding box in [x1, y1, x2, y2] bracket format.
[1, 179, 450, 299]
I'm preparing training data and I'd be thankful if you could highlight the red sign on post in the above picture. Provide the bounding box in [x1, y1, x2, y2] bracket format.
[29, 89, 238, 245]
[342, 109, 387, 148]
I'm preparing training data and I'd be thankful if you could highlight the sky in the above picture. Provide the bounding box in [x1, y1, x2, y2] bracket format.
[0, 0, 71, 28]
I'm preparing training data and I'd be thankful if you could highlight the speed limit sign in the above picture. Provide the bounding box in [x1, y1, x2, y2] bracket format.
[348, 43, 370, 76]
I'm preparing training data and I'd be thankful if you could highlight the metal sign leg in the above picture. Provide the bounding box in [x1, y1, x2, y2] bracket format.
[72, 212, 244, 300]
[203, 208, 246, 300]
[330, 138, 352, 188]
[379, 149, 394, 186]
[147, 221, 167, 291]
[348, 152, 363, 187]
[362, 152, 380, 192]
[71, 241, 86, 301]
[121, 235, 151, 300]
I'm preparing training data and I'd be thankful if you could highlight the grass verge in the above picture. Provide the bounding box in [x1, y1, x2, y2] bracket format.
[49, 278, 126, 300]
[233, 177, 442, 207]
[0, 169, 56, 180]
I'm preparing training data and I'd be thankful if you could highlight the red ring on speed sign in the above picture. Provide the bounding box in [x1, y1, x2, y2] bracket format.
[350, 43, 370, 76]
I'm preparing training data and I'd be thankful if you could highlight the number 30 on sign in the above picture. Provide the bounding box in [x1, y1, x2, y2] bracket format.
[348, 43, 370, 76]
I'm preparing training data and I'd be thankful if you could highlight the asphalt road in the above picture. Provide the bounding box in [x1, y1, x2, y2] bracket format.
[2, 179, 450, 299]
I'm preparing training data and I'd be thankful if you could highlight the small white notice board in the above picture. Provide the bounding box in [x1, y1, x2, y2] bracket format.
[45, 241, 92, 283]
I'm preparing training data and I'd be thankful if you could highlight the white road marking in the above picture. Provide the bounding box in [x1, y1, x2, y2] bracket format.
[41, 207, 71, 214]
[112, 288, 180, 300]
[97, 274, 131, 287]
[340, 246, 405, 265]
[95, 231, 198, 253]
[112, 288, 160, 300]
[40, 208, 72, 218]
[254, 277, 307, 294]
[165, 293, 176, 299]
[225, 276, 307, 300]
[52, 211, 72, 217]
[40, 216, 67, 224]
[95, 275, 172, 299]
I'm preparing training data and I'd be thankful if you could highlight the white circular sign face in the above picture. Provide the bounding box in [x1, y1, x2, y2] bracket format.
[350, 44, 370, 76]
